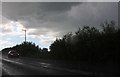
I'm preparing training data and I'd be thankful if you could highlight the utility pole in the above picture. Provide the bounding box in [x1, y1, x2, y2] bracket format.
[22, 29, 27, 42]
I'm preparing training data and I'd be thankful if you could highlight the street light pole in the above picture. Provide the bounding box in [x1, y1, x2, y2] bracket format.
[22, 29, 27, 42]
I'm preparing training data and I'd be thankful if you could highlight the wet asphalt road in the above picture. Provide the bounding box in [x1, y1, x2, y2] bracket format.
[2, 56, 89, 75]
[1, 55, 118, 77]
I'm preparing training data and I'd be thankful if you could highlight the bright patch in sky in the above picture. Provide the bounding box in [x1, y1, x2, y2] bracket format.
[0, 19, 57, 50]
[1, 20, 24, 50]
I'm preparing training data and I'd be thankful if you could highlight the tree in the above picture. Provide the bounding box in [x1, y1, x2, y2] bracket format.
[12, 41, 41, 58]
[50, 20, 119, 64]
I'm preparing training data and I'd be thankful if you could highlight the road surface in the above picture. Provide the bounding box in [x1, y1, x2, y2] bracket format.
[1, 55, 118, 77]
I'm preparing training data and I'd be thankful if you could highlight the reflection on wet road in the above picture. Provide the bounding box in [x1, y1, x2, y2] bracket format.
[1, 55, 118, 76]
[2, 56, 93, 76]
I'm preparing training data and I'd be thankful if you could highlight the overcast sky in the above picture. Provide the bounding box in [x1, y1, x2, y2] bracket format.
[0, 1, 119, 50]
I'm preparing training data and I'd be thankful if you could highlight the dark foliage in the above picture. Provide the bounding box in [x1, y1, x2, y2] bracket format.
[12, 42, 41, 58]
[50, 21, 120, 64]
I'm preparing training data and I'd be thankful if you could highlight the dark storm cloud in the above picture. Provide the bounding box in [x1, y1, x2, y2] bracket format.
[0, 2, 1, 25]
[2, 2, 82, 36]
[2, 2, 40, 20]
[68, 2, 118, 27]
[2, 2, 118, 37]
[38, 2, 80, 12]
[2, 2, 81, 20]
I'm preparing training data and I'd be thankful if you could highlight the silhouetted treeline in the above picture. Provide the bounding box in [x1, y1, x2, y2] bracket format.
[50, 21, 120, 64]
[2, 42, 50, 58]
[12, 42, 50, 58]
[2, 21, 120, 64]
[12, 42, 41, 58]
